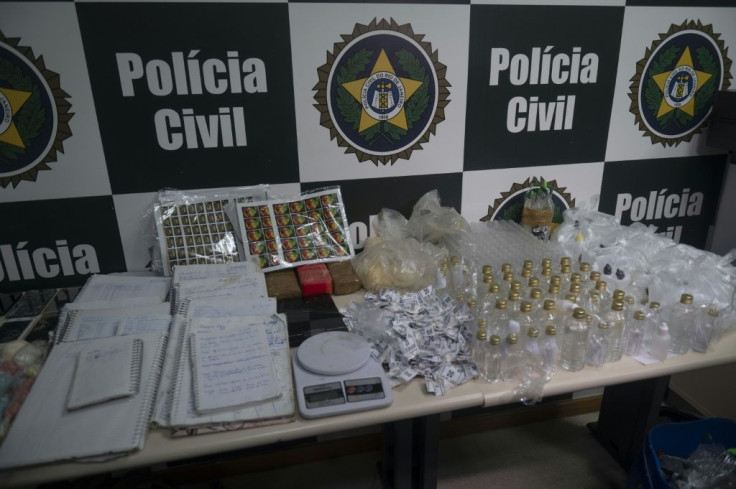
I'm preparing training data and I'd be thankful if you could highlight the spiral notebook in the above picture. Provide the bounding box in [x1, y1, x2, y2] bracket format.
[0, 332, 167, 469]
[66, 338, 143, 410]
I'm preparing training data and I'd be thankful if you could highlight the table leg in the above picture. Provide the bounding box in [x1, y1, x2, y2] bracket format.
[412, 414, 440, 489]
[588, 375, 670, 469]
[381, 419, 413, 489]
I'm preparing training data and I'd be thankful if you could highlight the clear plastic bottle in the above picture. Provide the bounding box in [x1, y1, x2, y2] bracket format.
[489, 298, 510, 338]
[448, 255, 464, 297]
[476, 317, 488, 337]
[536, 299, 558, 335]
[467, 298, 478, 323]
[567, 283, 583, 305]
[587, 320, 610, 367]
[561, 292, 579, 313]
[540, 266, 553, 287]
[559, 264, 573, 292]
[479, 282, 501, 321]
[578, 262, 591, 276]
[510, 280, 523, 297]
[584, 271, 602, 295]
[501, 333, 525, 382]
[642, 301, 663, 351]
[477, 274, 494, 305]
[507, 291, 521, 315]
[595, 280, 612, 313]
[648, 322, 671, 362]
[481, 335, 503, 382]
[541, 325, 558, 376]
[500, 271, 515, 296]
[525, 326, 541, 363]
[516, 301, 535, 342]
[586, 290, 602, 316]
[691, 306, 718, 353]
[561, 307, 589, 372]
[604, 300, 626, 362]
[624, 310, 646, 356]
[435, 259, 450, 297]
[528, 287, 543, 313]
[669, 293, 695, 355]
[472, 329, 489, 372]
[522, 259, 534, 274]
[545, 283, 561, 303]
[501, 263, 513, 276]
[570, 272, 583, 287]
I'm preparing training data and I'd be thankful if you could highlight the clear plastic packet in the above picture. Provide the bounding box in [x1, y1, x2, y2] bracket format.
[235, 186, 354, 271]
[373, 208, 412, 241]
[149, 185, 270, 275]
[353, 238, 440, 292]
[407, 190, 470, 244]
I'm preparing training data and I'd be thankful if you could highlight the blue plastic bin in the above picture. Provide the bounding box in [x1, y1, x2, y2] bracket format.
[628, 417, 736, 489]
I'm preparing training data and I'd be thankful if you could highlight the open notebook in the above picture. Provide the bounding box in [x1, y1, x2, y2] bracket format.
[0, 332, 166, 469]
[169, 314, 294, 428]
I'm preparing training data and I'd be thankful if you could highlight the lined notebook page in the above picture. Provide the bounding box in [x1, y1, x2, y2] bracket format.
[76, 275, 170, 303]
[190, 324, 279, 414]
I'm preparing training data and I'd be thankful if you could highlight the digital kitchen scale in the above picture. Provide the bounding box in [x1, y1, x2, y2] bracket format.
[292, 331, 393, 419]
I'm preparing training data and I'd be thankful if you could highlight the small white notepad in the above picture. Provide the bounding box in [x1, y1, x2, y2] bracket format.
[190, 324, 279, 414]
[67, 338, 142, 410]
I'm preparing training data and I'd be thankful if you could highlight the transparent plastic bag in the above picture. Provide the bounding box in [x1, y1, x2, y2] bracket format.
[373, 208, 411, 240]
[407, 190, 470, 244]
[353, 238, 440, 292]
[553, 203, 622, 260]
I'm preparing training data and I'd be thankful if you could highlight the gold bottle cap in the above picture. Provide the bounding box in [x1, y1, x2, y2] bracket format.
[506, 333, 518, 345]
[503, 272, 514, 282]
[478, 317, 487, 326]
[579, 262, 591, 273]
[551, 275, 561, 286]
[456, 294, 466, 303]
[495, 299, 507, 310]
[450, 255, 460, 265]
[476, 330, 488, 341]
[501, 263, 513, 274]
[483, 274, 494, 284]
[598, 321, 609, 330]
[612, 300, 624, 311]
[541, 267, 552, 277]
[543, 299, 556, 310]
[529, 277, 540, 288]
[527, 327, 539, 338]
[490, 335, 501, 346]
[649, 301, 661, 309]
[633, 310, 646, 321]
[482, 264, 492, 275]
[564, 293, 576, 301]
[561, 264, 572, 274]
[680, 293, 693, 305]
[511, 280, 522, 292]
[521, 268, 532, 278]
[589, 290, 600, 300]
[560, 256, 571, 266]
[468, 299, 477, 308]
[508, 291, 520, 301]
[595, 280, 607, 291]
[530, 288, 542, 299]
[548, 284, 560, 294]
[590, 271, 601, 281]
[545, 325, 557, 336]
[569, 283, 581, 293]
[523, 259, 533, 269]
[613, 290, 625, 300]
[625, 295, 635, 305]
[542, 258, 552, 268]
[570, 272, 582, 284]
[573, 307, 587, 319]
[489, 283, 500, 294]
[707, 307, 719, 317]
[520, 301, 532, 313]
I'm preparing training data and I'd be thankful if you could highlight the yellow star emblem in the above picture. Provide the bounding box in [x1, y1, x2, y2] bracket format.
[0, 86, 32, 148]
[651, 46, 712, 119]
[341, 49, 423, 132]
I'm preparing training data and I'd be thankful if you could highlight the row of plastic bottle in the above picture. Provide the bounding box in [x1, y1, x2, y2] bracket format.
[460, 255, 728, 382]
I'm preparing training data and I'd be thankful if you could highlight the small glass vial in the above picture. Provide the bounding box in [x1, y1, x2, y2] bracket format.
[568, 283, 582, 305]
[648, 322, 671, 362]
[595, 280, 612, 312]
[467, 298, 478, 322]
[541, 325, 558, 376]
[586, 290, 602, 316]
[522, 259, 534, 273]
[528, 276, 540, 290]
[691, 306, 718, 353]
[579, 262, 591, 275]
[585, 271, 602, 294]
[604, 300, 626, 363]
[500, 271, 515, 296]
[546, 283, 561, 303]
[510, 280, 523, 296]
[541, 257, 552, 270]
[501, 334, 525, 382]
[540, 267, 553, 287]
[536, 299, 558, 334]
[516, 301, 535, 341]
[507, 291, 521, 314]
[449, 255, 464, 297]
[561, 307, 590, 372]
[490, 298, 510, 338]
[528, 287, 543, 312]
[525, 326, 541, 358]
[481, 335, 503, 382]
[669, 293, 695, 355]
[476, 317, 489, 337]
[473, 330, 496, 382]
[624, 310, 646, 356]
[501, 263, 513, 276]
[642, 301, 662, 350]
[587, 320, 610, 367]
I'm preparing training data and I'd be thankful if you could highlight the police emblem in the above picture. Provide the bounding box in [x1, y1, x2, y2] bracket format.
[629, 20, 731, 147]
[313, 18, 450, 165]
[0, 30, 73, 188]
[480, 178, 575, 233]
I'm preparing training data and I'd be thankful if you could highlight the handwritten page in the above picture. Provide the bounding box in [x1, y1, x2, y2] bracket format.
[184, 297, 276, 318]
[117, 314, 172, 335]
[190, 323, 279, 414]
[76, 275, 170, 303]
[66, 337, 141, 410]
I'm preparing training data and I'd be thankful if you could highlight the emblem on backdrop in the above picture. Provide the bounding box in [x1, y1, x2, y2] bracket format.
[480, 177, 575, 240]
[0, 30, 73, 188]
[313, 18, 450, 165]
[629, 20, 732, 147]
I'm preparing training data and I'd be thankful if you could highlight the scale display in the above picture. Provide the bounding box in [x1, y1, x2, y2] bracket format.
[292, 332, 392, 419]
